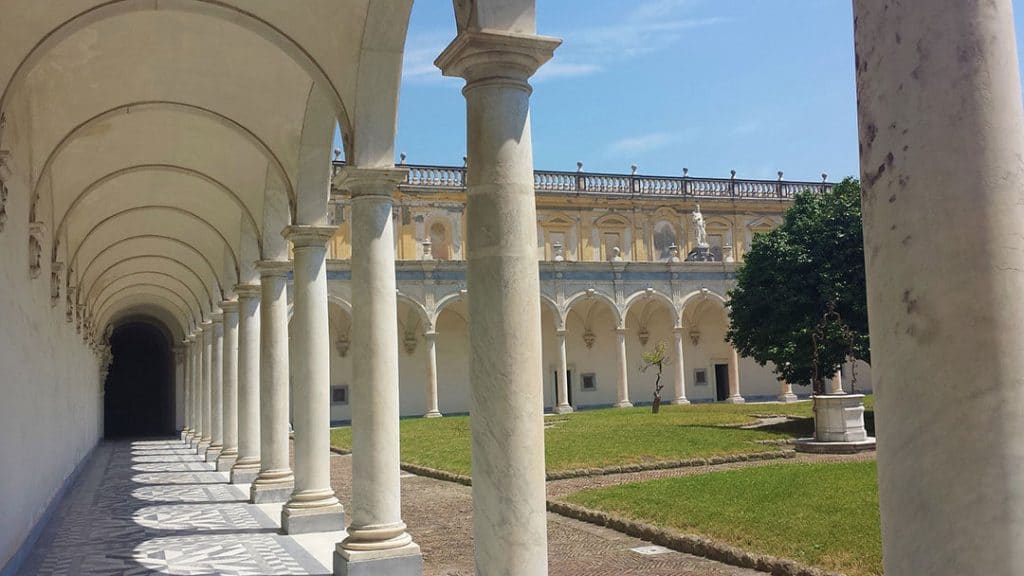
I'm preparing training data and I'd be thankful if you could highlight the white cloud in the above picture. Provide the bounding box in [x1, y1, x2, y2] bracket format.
[606, 133, 679, 156]
[401, 33, 454, 84]
[534, 61, 603, 82]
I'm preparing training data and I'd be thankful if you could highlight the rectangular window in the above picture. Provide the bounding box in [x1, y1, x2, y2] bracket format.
[331, 385, 349, 405]
[581, 373, 597, 391]
[694, 369, 708, 386]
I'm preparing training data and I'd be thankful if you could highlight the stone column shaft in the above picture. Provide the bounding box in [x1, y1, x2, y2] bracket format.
[182, 339, 193, 442]
[189, 336, 200, 447]
[335, 168, 420, 573]
[613, 328, 632, 408]
[853, 2, 1024, 573]
[830, 369, 844, 395]
[218, 301, 240, 471]
[207, 313, 225, 462]
[778, 380, 798, 403]
[424, 332, 442, 418]
[436, 30, 560, 576]
[232, 285, 261, 484]
[282, 226, 344, 534]
[553, 330, 573, 413]
[198, 323, 213, 453]
[251, 261, 294, 503]
[725, 347, 745, 404]
[671, 328, 689, 404]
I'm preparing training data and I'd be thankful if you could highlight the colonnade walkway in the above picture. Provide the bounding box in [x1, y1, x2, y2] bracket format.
[18, 438, 762, 576]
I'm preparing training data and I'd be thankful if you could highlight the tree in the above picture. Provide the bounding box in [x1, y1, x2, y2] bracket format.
[725, 178, 869, 394]
[640, 340, 670, 413]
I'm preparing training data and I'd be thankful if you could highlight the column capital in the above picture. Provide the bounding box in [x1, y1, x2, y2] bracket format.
[435, 30, 561, 84]
[283, 225, 336, 247]
[234, 283, 261, 298]
[423, 330, 437, 340]
[555, 329, 568, 337]
[256, 259, 292, 277]
[615, 327, 628, 335]
[220, 299, 240, 313]
[210, 311, 224, 323]
[334, 166, 407, 198]
[200, 319, 213, 328]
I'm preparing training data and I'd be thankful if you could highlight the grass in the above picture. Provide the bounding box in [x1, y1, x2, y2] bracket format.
[567, 460, 882, 576]
[329, 398, 874, 475]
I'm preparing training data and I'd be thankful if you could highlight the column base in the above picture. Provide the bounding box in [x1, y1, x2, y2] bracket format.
[613, 401, 634, 408]
[724, 395, 746, 404]
[216, 450, 238, 472]
[777, 393, 800, 403]
[205, 445, 223, 463]
[669, 397, 690, 405]
[553, 405, 574, 414]
[250, 477, 294, 503]
[423, 411, 443, 419]
[230, 461, 261, 484]
[196, 439, 211, 454]
[282, 502, 345, 534]
[334, 543, 422, 576]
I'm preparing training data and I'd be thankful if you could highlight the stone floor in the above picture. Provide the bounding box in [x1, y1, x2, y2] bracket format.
[19, 438, 766, 575]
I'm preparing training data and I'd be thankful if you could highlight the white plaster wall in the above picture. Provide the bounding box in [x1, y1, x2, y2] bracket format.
[0, 149, 102, 568]
[432, 310, 471, 415]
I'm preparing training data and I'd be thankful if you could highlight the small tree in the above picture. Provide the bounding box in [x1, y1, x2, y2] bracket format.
[726, 178, 869, 390]
[640, 340, 670, 413]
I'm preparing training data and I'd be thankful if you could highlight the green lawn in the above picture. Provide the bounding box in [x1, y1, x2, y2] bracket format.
[567, 460, 882, 576]
[329, 399, 873, 475]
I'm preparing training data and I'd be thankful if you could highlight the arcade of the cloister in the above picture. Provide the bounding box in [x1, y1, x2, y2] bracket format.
[3, 2, 1024, 576]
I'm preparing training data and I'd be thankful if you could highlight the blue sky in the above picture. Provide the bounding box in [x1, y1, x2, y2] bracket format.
[340, 1, 1024, 183]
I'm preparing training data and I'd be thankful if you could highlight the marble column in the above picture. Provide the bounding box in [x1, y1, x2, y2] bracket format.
[206, 312, 224, 463]
[670, 327, 689, 405]
[553, 330, 573, 414]
[282, 225, 344, 534]
[853, 2, 1024, 573]
[182, 338, 193, 442]
[197, 322, 213, 454]
[231, 284, 262, 484]
[778, 380, 798, 403]
[437, 29, 559, 576]
[613, 327, 633, 408]
[217, 300, 240, 472]
[724, 347, 745, 404]
[188, 334, 200, 448]
[334, 167, 421, 575]
[250, 261, 294, 503]
[829, 369, 844, 395]
[423, 332, 442, 418]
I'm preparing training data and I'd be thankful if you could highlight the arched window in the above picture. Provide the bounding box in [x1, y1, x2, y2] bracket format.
[429, 222, 451, 260]
[652, 220, 678, 261]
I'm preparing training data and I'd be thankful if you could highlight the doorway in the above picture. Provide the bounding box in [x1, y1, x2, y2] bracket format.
[552, 369, 574, 408]
[104, 321, 175, 437]
[714, 363, 730, 402]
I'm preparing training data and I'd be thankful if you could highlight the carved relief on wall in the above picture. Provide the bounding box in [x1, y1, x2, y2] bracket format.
[51, 262, 64, 306]
[28, 223, 45, 279]
[0, 113, 8, 234]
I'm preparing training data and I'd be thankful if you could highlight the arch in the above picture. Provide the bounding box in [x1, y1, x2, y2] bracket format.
[397, 292, 431, 332]
[81, 254, 216, 314]
[0, 0, 354, 156]
[68, 206, 240, 281]
[680, 288, 729, 327]
[107, 308, 187, 343]
[563, 289, 623, 328]
[539, 293, 563, 329]
[327, 294, 353, 318]
[623, 289, 681, 328]
[32, 101, 295, 216]
[94, 281, 201, 325]
[90, 271, 205, 321]
[95, 285, 196, 330]
[593, 212, 631, 228]
[99, 297, 193, 345]
[54, 164, 262, 251]
[432, 291, 468, 326]
[75, 235, 224, 297]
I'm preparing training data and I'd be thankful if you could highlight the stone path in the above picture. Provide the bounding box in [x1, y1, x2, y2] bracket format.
[328, 454, 763, 576]
[17, 440, 332, 576]
[19, 438, 866, 575]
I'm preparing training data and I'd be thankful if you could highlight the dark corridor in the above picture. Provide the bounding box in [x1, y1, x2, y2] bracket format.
[104, 322, 175, 437]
